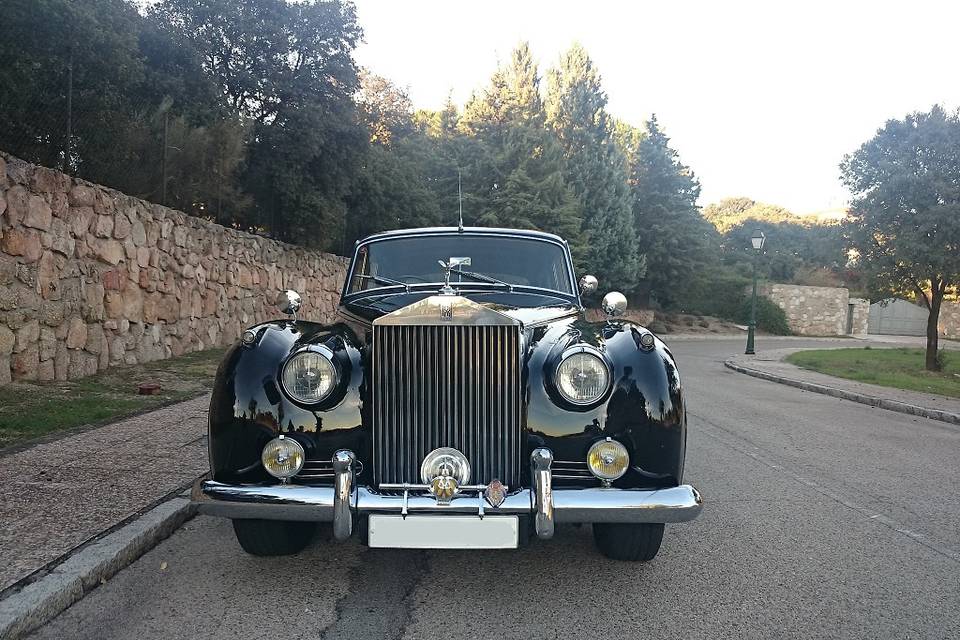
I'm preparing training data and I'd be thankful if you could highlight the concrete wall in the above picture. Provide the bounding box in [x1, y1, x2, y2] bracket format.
[761, 283, 865, 336]
[0, 152, 347, 385]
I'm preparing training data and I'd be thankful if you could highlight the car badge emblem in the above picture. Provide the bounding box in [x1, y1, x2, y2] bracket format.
[439, 300, 453, 321]
[484, 479, 507, 508]
[430, 465, 459, 504]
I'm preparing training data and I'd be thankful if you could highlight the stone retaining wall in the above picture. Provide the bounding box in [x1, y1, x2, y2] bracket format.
[760, 283, 866, 336]
[940, 302, 960, 339]
[849, 297, 870, 336]
[0, 152, 347, 385]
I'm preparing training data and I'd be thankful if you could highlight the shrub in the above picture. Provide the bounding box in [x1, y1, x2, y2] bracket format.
[736, 296, 791, 335]
[648, 321, 667, 334]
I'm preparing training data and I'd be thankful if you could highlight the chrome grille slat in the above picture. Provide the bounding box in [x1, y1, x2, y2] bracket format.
[372, 323, 521, 488]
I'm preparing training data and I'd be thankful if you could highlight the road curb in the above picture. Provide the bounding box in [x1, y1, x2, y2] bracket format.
[724, 359, 960, 426]
[0, 497, 196, 640]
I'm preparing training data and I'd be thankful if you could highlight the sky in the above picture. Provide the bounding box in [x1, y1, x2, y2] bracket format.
[352, 0, 960, 216]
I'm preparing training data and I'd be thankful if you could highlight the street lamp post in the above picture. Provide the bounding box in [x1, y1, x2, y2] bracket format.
[745, 229, 766, 355]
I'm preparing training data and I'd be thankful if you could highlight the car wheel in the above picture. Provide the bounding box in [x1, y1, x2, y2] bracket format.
[231, 519, 316, 556]
[592, 523, 664, 561]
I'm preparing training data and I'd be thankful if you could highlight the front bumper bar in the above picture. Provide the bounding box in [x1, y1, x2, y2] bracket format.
[193, 448, 703, 540]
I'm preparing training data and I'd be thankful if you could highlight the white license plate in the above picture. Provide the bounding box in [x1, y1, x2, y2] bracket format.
[367, 515, 519, 549]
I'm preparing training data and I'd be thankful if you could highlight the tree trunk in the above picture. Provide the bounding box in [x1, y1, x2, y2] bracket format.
[925, 290, 943, 371]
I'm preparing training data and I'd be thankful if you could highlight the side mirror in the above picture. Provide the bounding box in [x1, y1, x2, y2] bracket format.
[601, 291, 627, 318]
[579, 274, 598, 296]
[276, 289, 302, 320]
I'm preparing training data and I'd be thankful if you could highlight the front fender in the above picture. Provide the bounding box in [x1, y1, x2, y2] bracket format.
[524, 317, 685, 487]
[207, 320, 366, 483]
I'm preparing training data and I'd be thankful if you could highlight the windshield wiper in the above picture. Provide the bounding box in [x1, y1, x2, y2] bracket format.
[355, 274, 410, 292]
[452, 268, 514, 292]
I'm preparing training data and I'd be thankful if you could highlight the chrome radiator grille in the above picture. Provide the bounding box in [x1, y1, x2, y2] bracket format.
[372, 324, 521, 488]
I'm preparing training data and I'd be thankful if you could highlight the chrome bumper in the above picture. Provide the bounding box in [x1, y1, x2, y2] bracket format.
[192, 448, 703, 540]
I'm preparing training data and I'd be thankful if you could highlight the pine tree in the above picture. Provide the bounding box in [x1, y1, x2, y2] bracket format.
[454, 43, 586, 261]
[545, 44, 642, 287]
[626, 115, 713, 306]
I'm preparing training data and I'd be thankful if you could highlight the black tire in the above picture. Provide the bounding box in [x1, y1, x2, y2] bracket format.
[231, 519, 316, 556]
[592, 523, 664, 561]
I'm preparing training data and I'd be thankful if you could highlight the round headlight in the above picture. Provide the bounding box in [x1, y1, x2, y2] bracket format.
[587, 438, 630, 482]
[281, 350, 338, 403]
[261, 435, 305, 479]
[555, 349, 610, 405]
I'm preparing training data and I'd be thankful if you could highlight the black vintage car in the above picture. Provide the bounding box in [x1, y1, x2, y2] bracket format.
[192, 227, 702, 560]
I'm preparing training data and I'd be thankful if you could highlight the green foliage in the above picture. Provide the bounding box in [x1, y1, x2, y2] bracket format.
[546, 44, 643, 286]
[450, 46, 588, 262]
[841, 105, 960, 370]
[672, 268, 750, 317]
[704, 197, 798, 233]
[625, 116, 714, 307]
[737, 296, 792, 335]
[1, 0, 862, 311]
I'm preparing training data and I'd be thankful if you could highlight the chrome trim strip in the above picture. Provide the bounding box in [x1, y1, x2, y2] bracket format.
[553, 485, 703, 524]
[332, 450, 355, 541]
[193, 480, 703, 525]
[356, 487, 533, 515]
[531, 448, 554, 539]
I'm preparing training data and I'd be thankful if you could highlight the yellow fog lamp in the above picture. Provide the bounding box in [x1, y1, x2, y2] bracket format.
[587, 438, 629, 484]
[261, 435, 305, 480]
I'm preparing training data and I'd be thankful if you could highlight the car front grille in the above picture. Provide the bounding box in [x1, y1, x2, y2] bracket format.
[372, 324, 521, 488]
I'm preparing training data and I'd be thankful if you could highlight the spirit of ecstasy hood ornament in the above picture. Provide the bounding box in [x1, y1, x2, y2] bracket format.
[437, 257, 471, 295]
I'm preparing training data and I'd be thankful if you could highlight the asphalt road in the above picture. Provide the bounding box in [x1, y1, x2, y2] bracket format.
[30, 337, 960, 640]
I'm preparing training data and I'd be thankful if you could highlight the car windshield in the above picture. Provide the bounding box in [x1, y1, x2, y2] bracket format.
[347, 234, 574, 295]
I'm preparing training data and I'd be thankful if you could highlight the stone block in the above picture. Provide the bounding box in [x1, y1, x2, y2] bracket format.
[131, 218, 146, 246]
[30, 166, 70, 193]
[123, 286, 143, 320]
[91, 238, 124, 265]
[39, 327, 56, 361]
[4, 185, 29, 225]
[66, 317, 87, 349]
[114, 213, 131, 239]
[104, 291, 124, 319]
[54, 342, 69, 380]
[1, 228, 43, 261]
[11, 344, 38, 380]
[69, 206, 94, 237]
[50, 191, 69, 218]
[0, 325, 14, 355]
[37, 358, 55, 380]
[84, 283, 105, 322]
[68, 184, 96, 207]
[38, 251, 59, 300]
[85, 324, 104, 355]
[49, 217, 75, 256]
[39, 301, 66, 327]
[22, 194, 52, 230]
[14, 319, 39, 352]
[0, 357, 10, 385]
[102, 269, 125, 291]
[93, 215, 114, 238]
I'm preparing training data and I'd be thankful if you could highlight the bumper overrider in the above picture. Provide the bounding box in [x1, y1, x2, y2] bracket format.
[192, 448, 703, 541]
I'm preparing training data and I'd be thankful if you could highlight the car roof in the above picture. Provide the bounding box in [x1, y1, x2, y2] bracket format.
[357, 226, 567, 245]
